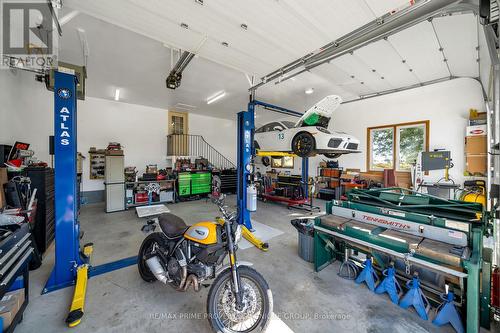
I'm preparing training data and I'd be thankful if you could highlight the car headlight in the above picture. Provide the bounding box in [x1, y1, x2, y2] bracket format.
[316, 127, 330, 134]
[234, 225, 242, 244]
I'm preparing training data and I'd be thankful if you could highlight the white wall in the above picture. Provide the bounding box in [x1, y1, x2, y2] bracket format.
[0, 70, 237, 193]
[256, 78, 486, 185]
[185, 112, 237, 164]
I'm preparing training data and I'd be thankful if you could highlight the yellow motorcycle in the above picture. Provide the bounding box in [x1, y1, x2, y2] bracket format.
[138, 195, 272, 332]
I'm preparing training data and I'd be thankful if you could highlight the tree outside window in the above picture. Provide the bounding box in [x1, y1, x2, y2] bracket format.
[368, 121, 428, 172]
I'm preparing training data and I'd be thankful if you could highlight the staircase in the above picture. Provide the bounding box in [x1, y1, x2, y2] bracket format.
[167, 134, 235, 170]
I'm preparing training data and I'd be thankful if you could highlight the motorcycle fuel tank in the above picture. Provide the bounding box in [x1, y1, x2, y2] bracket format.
[184, 222, 218, 245]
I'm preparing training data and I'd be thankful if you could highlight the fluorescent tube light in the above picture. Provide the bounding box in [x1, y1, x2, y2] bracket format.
[207, 91, 226, 104]
[114, 89, 120, 101]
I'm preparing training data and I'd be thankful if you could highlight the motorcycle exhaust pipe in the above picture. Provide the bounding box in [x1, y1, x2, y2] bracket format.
[146, 256, 170, 284]
[182, 274, 200, 292]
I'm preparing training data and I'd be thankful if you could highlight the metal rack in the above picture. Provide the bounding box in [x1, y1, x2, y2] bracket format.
[125, 179, 176, 209]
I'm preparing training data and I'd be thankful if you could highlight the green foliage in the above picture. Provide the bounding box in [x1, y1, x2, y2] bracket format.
[372, 128, 393, 169]
[371, 125, 425, 170]
[399, 126, 425, 170]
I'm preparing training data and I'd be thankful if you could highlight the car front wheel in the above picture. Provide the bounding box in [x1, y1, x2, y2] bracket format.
[292, 132, 315, 157]
[324, 153, 342, 159]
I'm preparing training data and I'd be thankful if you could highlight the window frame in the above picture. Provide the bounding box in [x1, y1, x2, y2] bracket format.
[367, 120, 429, 173]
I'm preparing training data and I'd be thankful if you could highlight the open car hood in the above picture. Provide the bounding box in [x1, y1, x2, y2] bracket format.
[295, 95, 342, 129]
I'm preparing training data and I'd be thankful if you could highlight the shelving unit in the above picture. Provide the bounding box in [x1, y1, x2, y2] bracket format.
[125, 179, 176, 209]
[89, 151, 106, 179]
[316, 167, 342, 200]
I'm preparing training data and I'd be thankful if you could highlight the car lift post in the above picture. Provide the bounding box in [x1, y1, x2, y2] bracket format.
[237, 97, 310, 231]
[43, 71, 137, 326]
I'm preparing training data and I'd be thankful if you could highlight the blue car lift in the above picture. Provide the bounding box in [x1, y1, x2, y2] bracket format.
[43, 72, 137, 325]
[236, 98, 312, 230]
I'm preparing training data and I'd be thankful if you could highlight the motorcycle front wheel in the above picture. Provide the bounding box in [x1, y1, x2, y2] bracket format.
[207, 266, 272, 333]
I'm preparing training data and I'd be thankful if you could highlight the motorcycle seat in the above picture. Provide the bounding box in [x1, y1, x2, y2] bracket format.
[158, 213, 189, 238]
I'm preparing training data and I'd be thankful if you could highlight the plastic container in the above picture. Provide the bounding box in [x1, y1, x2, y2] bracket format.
[291, 219, 314, 262]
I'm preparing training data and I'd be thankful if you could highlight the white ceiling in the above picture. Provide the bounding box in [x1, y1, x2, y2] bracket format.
[58, 0, 482, 120]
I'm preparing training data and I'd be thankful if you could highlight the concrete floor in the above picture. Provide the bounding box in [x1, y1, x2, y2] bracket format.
[17, 196, 461, 333]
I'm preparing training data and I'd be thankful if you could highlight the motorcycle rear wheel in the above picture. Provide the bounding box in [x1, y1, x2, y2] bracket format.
[137, 232, 164, 282]
[207, 266, 272, 333]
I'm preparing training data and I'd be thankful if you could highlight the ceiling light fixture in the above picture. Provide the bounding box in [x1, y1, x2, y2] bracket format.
[241, 23, 248, 30]
[195, 0, 204, 5]
[114, 88, 120, 101]
[207, 91, 226, 104]
[305, 88, 314, 94]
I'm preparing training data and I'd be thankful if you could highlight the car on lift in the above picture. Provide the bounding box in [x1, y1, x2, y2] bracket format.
[254, 95, 361, 158]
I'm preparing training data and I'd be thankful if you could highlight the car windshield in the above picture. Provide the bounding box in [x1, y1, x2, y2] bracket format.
[281, 121, 296, 129]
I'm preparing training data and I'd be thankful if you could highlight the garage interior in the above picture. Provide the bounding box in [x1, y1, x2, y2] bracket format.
[0, 0, 499, 332]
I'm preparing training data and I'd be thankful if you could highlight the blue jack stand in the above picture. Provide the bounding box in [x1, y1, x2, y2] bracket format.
[354, 256, 379, 292]
[432, 291, 464, 333]
[375, 265, 402, 304]
[399, 273, 431, 320]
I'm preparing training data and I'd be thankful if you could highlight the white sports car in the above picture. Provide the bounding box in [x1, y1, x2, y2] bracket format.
[254, 95, 360, 158]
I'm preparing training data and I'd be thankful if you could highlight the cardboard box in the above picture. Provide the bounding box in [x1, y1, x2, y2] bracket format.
[465, 136, 487, 155]
[0, 301, 16, 330]
[2, 288, 25, 314]
[0, 167, 7, 209]
[466, 154, 487, 175]
[105, 149, 123, 156]
[466, 125, 487, 136]
[0, 288, 23, 331]
[469, 110, 486, 121]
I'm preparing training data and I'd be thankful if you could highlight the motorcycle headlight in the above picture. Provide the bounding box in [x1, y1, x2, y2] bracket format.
[234, 225, 243, 244]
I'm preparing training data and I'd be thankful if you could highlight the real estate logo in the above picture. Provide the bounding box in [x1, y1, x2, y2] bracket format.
[1, 0, 59, 70]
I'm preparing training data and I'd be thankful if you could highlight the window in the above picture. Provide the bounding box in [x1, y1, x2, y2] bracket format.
[256, 122, 284, 133]
[367, 121, 428, 172]
[271, 156, 294, 169]
[281, 121, 296, 129]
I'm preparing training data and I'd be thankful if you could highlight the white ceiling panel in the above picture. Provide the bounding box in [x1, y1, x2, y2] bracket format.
[310, 62, 356, 87]
[199, 39, 270, 75]
[341, 81, 375, 96]
[354, 39, 420, 88]
[280, 0, 375, 43]
[388, 20, 450, 82]
[197, 0, 327, 58]
[64, 0, 202, 51]
[432, 13, 479, 77]
[364, 0, 413, 17]
[331, 54, 393, 92]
